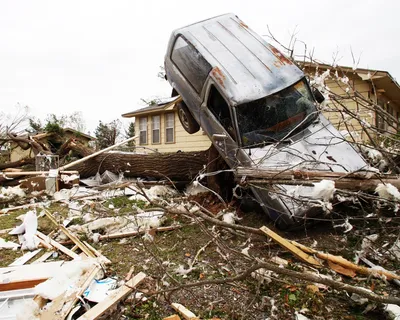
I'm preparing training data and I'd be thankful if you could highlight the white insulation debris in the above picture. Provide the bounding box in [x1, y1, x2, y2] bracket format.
[312, 180, 335, 202]
[185, 181, 209, 195]
[0, 186, 26, 199]
[385, 304, 400, 320]
[376, 183, 400, 201]
[35, 260, 97, 300]
[9, 210, 39, 250]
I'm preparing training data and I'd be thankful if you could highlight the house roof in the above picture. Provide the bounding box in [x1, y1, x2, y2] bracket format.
[300, 61, 400, 105]
[63, 128, 96, 140]
[122, 96, 182, 118]
[28, 128, 95, 141]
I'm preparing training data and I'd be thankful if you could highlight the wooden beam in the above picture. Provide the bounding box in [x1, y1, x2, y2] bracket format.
[260, 226, 322, 267]
[0, 279, 47, 291]
[99, 225, 180, 241]
[43, 209, 95, 258]
[290, 240, 400, 280]
[171, 303, 199, 320]
[77, 272, 146, 320]
[31, 251, 54, 264]
[9, 249, 42, 266]
[36, 231, 80, 260]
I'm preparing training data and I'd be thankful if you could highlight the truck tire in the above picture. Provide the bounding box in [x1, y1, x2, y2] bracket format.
[177, 101, 200, 134]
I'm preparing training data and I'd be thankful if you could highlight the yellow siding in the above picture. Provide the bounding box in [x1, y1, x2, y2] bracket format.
[10, 146, 33, 162]
[135, 112, 211, 153]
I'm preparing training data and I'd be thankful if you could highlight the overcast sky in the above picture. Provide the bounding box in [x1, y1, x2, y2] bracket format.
[0, 0, 398, 135]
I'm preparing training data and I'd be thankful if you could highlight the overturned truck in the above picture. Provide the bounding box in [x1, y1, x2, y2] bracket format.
[164, 13, 368, 228]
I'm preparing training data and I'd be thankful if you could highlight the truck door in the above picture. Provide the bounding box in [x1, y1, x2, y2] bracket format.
[200, 82, 240, 167]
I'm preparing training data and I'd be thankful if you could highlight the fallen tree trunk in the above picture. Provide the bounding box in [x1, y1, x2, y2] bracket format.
[236, 167, 400, 192]
[0, 158, 35, 170]
[69, 150, 209, 180]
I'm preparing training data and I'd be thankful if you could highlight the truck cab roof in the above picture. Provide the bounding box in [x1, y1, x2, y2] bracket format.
[168, 13, 304, 105]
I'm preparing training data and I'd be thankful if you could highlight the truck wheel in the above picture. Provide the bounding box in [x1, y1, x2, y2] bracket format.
[177, 101, 200, 134]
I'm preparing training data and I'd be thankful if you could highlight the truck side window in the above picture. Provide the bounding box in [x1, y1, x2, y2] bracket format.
[171, 36, 212, 94]
[208, 85, 236, 141]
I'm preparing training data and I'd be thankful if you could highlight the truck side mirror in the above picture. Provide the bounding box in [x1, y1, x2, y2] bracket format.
[313, 88, 325, 103]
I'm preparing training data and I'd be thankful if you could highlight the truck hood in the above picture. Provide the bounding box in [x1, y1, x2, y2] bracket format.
[244, 115, 368, 173]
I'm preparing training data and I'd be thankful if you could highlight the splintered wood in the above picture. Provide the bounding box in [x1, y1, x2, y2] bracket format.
[259, 226, 322, 266]
[260, 225, 400, 280]
[171, 303, 200, 320]
[77, 272, 146, 320]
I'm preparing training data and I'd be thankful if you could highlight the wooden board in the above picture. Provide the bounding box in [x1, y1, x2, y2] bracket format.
[171, 303, 199, 320]
[9, 249, 42, 266]
[260, 226, 322, 266]
[31, 251, 54, 264]
[36, 231, 80, 260]
[77, 272, 146, 320]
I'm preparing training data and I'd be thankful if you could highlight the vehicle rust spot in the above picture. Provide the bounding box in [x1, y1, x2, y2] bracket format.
[269, 46, 293, 66]
[212, 66, 226, 88]
[239, 21, 248, 29]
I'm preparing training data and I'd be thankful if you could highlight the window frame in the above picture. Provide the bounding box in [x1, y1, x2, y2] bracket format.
[151, 115, 161, 144]
[165, 112, 175, 144]
[139, 117, 148, 145]
[170, 35, 212, 94]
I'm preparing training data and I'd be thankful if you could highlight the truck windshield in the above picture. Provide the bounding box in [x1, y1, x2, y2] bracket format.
[236, 79, 317, 147]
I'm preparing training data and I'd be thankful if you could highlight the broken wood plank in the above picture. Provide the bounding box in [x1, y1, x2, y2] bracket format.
[83, 240, 111, 264]
[125, 266, 135, 282]
[99, 225, 181, 240]
[36, 231, 80, 260]
[290, 240, 400, 280]
[0, 170, 78, 177]
[260, 226, 322, 267]
[40, 264, 101, 320]
[43, 209, 95, 258]
[163, 315, 181, 320]
[0, 279, 47, 291]
[31, 251, 54, 264]
[9, 249, 42, 266]
[77, 272, 146, 320]
[171, 303, 199, 320]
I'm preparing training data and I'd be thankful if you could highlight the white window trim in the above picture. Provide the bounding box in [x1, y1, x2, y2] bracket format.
[152, 115, 161, 144]
[139, 117, 148, 145]
[165, 113, 175, 143]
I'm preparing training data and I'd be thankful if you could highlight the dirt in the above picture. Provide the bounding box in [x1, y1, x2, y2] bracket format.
[0, 190, 399, 319]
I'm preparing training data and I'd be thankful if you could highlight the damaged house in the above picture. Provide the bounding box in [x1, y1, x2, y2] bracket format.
[9, 128, 96, 162]
[301, 62, 400, 142]
[122, 98, 211, 153]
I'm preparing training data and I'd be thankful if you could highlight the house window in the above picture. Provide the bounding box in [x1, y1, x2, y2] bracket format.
[376, 100, 386, 132]
[152, 115, 160, 144]
[139, 117, 147, 145]
[171, 36, 212, 93]
[165, 113, 175, 143]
